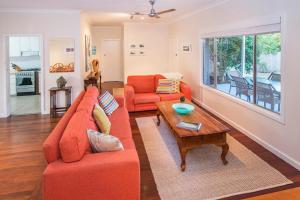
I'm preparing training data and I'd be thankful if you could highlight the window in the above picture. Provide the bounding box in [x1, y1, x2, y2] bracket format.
[203, 32, 281, 114]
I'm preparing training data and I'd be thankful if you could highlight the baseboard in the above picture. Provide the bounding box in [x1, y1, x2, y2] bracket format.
[192, 97, 300, 171]
[0, 113, 9, 118]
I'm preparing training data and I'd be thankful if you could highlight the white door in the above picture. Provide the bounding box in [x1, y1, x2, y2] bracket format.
[169, 38, 179, 72]
[101, 40, 122, 82]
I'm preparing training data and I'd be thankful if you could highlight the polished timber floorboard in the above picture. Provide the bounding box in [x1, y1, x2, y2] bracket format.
[0, 82, 299, 200]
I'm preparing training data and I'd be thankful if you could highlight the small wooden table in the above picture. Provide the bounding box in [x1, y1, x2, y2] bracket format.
[49, 86, 72, 118]
[156, 100, 230, 171]
[112, 88, 124, 97]
[84, 72, 102, 91]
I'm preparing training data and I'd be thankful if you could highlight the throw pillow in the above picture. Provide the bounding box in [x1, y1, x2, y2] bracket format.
[97, 91, 119, 116]
[87, 129, 124, 152]
[93, 104, 111, 134]
[156, 79, 180, 94]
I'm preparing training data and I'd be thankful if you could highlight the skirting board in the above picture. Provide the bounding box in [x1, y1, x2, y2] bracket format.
[192, 97, 300, 171]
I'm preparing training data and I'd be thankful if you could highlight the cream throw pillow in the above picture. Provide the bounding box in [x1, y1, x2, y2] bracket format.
[93, 104, 111, 134]
[87, 129, 124, 152]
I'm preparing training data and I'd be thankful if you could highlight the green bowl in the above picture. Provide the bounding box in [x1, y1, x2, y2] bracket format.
[172, 103, 195, 115]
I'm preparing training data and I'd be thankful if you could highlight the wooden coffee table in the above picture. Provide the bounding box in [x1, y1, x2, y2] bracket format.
[156, 100, 230, 171]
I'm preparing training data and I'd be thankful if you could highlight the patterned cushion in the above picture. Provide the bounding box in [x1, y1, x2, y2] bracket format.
[156, 79, 180, 94]
[93, 104, 111, 134]
[97, 91, 119, 116]
[87, 129, 124, 152]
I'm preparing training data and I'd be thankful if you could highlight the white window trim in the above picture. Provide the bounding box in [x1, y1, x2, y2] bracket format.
[199, 14, 286, 125]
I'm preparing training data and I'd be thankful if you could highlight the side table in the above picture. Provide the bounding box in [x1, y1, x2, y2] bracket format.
[49, 86, 72, 118]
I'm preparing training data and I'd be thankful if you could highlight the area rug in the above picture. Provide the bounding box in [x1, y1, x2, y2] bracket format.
[136, 117, 292, 200]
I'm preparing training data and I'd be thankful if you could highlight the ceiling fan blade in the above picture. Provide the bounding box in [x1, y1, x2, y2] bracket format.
[156, 9, 176, 15]
[133, 12, 147, 16]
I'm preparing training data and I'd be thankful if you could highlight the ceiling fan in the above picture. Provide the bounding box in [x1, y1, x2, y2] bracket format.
[130, 0, 176, 19]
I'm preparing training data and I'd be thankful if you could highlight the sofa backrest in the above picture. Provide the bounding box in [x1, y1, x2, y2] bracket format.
[59, 110, 96, 162]
[43, 90, 85, 164]
[127, 75, 156, 93]
[43, 86, 100, 164]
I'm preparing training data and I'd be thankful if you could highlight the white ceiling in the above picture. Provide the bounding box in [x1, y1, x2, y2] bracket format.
[0, 0, 228, 25]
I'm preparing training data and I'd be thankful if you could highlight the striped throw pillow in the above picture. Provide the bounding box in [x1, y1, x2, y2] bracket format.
[156, 79, 180, 94]
[97, 91, 119, 116]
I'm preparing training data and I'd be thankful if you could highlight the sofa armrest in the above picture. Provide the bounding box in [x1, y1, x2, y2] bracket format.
[43, 150, 140, 200]
[124, 84, 135, 112]
[114, 95, 125, 107]
[180, 81, 192, 100]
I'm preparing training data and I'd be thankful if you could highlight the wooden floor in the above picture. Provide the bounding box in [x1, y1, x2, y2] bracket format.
[246, 187, 300, 200]
[0, 81, 299, 200]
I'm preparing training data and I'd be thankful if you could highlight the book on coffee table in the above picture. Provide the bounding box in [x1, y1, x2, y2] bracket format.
[176, 121, 202, 131]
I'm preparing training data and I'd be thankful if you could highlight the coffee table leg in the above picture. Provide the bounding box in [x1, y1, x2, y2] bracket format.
[221, 143, 229, 165]
[179, 147, 187, 171]
[156, 111, 161, 126]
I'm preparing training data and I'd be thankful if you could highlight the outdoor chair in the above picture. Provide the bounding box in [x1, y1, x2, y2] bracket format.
[256, 82, 281, 112]
[227, 70, 243, 94]
[231, 76, 253, 102]
[268, 72, 281, 82]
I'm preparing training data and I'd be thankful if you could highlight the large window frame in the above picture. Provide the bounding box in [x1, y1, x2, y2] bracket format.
[200, 16, 285, 124]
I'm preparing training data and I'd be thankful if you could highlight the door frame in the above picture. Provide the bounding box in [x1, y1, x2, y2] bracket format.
[100, 39, 123, 82]
[3, 34, 45, 117]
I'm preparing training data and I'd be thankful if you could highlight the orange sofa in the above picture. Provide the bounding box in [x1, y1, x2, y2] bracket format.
[42, 87, 140, 200]
[125, 74, 192, 112]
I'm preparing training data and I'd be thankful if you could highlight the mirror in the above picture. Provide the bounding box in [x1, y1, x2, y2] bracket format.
[49, 38, 75, 73]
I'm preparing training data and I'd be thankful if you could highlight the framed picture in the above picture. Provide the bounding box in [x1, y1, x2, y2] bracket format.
[139, 44, 145, 48]
[49, 38, 75, 73]
[85, 35, 91, 72]
[130, 44, 136, 49]
[139, 51, 146, 56]
[129, 43, 146, 56]
[182, 44, 192, 53]
[129, 50, 136, 56]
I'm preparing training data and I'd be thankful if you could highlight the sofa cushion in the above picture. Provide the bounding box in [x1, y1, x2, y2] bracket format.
[108, 107, 129, 123]
[98, 91, 119, 116]
[127, 75, 155, 93]
[93, 104, 111, 134]
[134, 103, 157, 111]
[158, 93, 184, 101]
[87, 129, 124, 153]
[110, 120, 132, 140]
[134, 93, 160, 104]
[120, 138, 136, 150]
[59, 111, 92, 163]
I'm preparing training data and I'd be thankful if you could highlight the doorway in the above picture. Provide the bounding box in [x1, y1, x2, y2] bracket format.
[7, 35, 42, 116]
[101, 39, 122, 82]
[169, 38, 179, 72]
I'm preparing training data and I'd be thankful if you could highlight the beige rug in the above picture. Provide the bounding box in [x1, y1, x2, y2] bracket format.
[136, 117, 292, 200]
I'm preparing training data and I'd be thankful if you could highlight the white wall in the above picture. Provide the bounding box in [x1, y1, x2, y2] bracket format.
[169, 0, 300, 169]
[123, 22, 170, 81]
[0, 10, 83, 116]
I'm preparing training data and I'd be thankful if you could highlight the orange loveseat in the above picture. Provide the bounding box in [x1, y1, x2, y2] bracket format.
[42, 87, 140, 200]
[125, 74, 192, 112]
